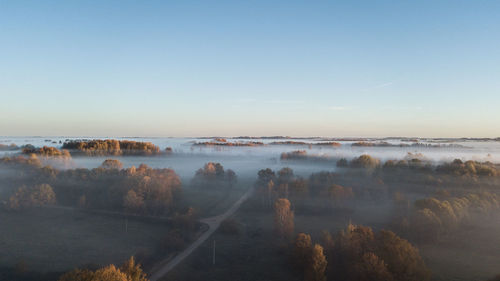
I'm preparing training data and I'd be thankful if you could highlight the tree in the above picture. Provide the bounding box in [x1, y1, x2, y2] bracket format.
[7, 184, 56, 210]
[352, 252, 394, 281]
[92, 265, 129, 281]
[101, 159, 124, 170]
[350, 154, 380, 169]
[305, 244, 327, 281]
[410, 208, 442, 242]
[120, 256, 148, 281]
[266, 180, 275, 208]
[293, 233, 313, 269]
[336, 158, 348, 167]
[278, 167, 294, 184]
[325, 184, 353, 208]
[58, 269, 95, 281]
[58, 257, 149, 281]
[323, 224, 430, 281]
[226, 169, 237, 186]
[30, 184, 56, 206]
[123, 190, 144, 213]
[274, 198, 294, 239]
[375, 230, 430, 281]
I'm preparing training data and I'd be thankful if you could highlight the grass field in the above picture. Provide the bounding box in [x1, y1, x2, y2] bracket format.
[419, 215, 500, 281]
[0, 208, 171, 273]
[181, 184, 250, 217]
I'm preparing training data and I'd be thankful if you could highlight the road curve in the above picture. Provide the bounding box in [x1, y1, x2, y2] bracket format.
[149, 187, 253, 281]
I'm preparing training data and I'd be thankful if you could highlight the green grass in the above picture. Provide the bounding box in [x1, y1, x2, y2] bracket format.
[0, 208, 171, 273]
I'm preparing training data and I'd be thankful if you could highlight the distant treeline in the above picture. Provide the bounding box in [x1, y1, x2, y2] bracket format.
[22, 146, 71, 158]
[0, 143, 37, 151]
[194, 139, 341, 147]
[281, 151, 500, 180]
[62, 139, 165, 156]
[280, 150, 333, 161]
[351, 141, 467, 148]
[193, 140, 265, 147]
[0, 143, 20, 151]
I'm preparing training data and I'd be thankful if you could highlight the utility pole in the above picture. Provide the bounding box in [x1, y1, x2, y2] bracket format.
[212, 239, 216, 265]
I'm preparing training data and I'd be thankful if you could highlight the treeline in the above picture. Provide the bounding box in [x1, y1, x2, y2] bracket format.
[255, 168, 354, 212]
[270, 141, 341, 147]
[280, 150, 332, 162]
[1, 154, 44, 169]
[0, 156, 182, 216]
[22, 146, 71, 158]
[270, 196, 430, 281]
[395, 191, 500, 242]
[351, 141, 466, 148]
[0, 143, 19, 151]
[191, 162, 237, 188]
[62, 139, 162, 156]
[290, 225, 430, 281]
[193, 141, 265, 147]
[336, 154, 500, 180]
[5, 184, 56, 210]
[58, 256, 148, 281]
[281, 152, 500, 180]
[194, 140, 342, 147]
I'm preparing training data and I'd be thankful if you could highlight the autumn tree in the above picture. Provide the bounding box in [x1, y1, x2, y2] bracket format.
[352, 252, 394, 281]
[120, 256, 148, 281]
[321, 224, 430, 281]
[305, 244, 327, 281]
[123, 190, 144, 213]
[192, 162, 236, 188]
[8, 184, 56, 210]
[350, 154, 380, 169]
[274, 198, 294, 239]
[58, 257, 149, 281]
[409, 208, 442, 242]
[293, 233, 313, 269]
[375, 230, 431, 281]
[101, 159, 124, 170]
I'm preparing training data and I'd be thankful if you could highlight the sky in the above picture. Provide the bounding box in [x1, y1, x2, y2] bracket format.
[0, 0, 499, 138]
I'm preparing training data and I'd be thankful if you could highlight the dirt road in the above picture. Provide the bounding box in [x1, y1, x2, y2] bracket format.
[149, 187, 253, 281]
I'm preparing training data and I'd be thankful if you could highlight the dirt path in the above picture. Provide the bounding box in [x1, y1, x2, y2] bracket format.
[149, 187, 253, 281]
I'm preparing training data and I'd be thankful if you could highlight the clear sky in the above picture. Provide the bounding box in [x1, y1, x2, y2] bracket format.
[1, 0, 499, 137]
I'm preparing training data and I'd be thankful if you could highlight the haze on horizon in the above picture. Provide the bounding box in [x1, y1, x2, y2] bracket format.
[1, 0, 499, 138]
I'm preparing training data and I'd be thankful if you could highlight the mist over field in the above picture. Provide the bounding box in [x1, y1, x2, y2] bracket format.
[2, 136, 499, 180]
[2, 136, 500, 281]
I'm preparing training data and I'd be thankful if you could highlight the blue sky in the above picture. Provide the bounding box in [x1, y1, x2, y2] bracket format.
[0, 0, 499, 137]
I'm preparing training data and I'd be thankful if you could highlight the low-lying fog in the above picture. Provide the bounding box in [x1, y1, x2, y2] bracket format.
[1, 137, 499, 181]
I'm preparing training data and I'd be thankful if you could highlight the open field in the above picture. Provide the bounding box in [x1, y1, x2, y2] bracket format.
[419, 216, 500, 281]
[181, 184, 250, 217]
[0, 208, 171, 273]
